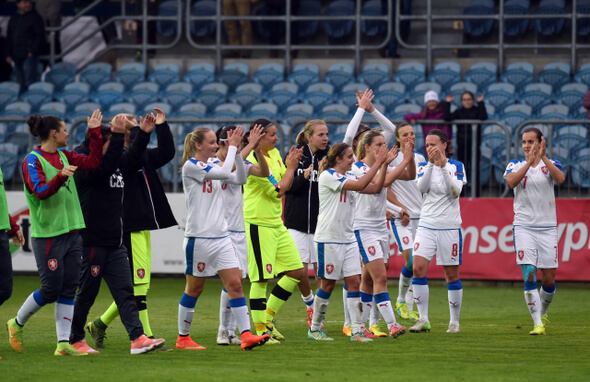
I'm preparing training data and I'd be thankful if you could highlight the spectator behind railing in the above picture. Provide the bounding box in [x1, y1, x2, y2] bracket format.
[583, 89, 590, 119]
[404, 90, 445, 155]
[223, 0, 255, 58]
[442, 91, 488, 196]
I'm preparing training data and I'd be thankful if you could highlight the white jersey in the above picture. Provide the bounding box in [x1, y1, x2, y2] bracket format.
[210, 156, 254, 232]
[314, 169, 358, 244]
[503, 159, 561, 227]
[388, 150, 426, 218]
[417, 160, 466, 229]
[350, 160, 387, 233]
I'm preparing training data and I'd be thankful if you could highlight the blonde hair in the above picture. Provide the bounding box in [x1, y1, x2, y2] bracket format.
[296, 119, 327, 145]
[319, 142, 350, 174]
[356, 128, 384, 161]
[181, 127, 211, 165]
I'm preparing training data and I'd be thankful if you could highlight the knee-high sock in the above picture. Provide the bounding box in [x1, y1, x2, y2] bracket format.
[55, 297, 74, 342]
[406, 285, 415, 311]
[218, 287, 231, 332]
[100, 302, 120, 327]
[266, 275, 299, 322]
[447, 280, 463, 325]
[16, 290, 46, 326]
[412, 277, 429, 322]
[369, 300, 381, 327]
[229, 297, 250, 334]
[360, 291, 372, 330]
[249, 282, 267, 334]
[398, 266, 413, 303]
[178, 293, 197, 336]
[311, 288, 331, 331]
[347, 291, 362, 334]
[342, 283, 351, 327]
[374, 292, 397, 329]
[539, 283, 556, 316]
[302, 292, 314, 309]
[524, 282, 542, 325]
[136, 295, 151, 337]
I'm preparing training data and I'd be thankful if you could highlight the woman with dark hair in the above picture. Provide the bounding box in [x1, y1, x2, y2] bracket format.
[409, 129, 466, 334]
[7, 111, 103, 356]
[504, 127, 565, 336]
[442, 91, 488, 196]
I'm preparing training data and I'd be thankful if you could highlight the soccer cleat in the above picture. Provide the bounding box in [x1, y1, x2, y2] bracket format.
[263, 332, 281, 345]
[130, 334, 165, 354]
[389, 322, 407, 338]
[395, 301, 410, 320]
[446, 323, 460, 333]
[308, 329, 334, 341]
[541, 314, 550, 326]
[529, 323, 546, 335]
[176, 335, 206, 350]
[240, 331, 270, 350]
[217, 330, 230, 345]
[369, 324, 388, 337]
[71, 339, 99, 354]
[7, 318, 23, 353]
[306, 308, 313, 328]
[362, 328, 380, 338]
[342, 324, 352, 336]
[155, 345, 173, 352]
[409, 319, 432, 333]
[228, 332, 241, 345]
[408, 310, 420, 321]
[265, 321, 285, 341]
[85, 321, 106, 349]
[54, 342, 89, 356]
[350, 332, 373, 342]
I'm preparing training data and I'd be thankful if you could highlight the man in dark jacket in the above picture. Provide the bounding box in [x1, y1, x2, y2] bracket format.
[6, 0, 45, 92]
[71, 114, 165, 354]
[87, 108, 178, 351]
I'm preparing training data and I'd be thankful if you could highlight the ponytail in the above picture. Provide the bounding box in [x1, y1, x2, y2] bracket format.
[319, 142, 350, 174]
[356, 128, 383, 161]
[181, 127, 210, 166]
[296, 119, 327, 145]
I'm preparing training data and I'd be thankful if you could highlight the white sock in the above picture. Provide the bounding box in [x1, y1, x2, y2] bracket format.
[311, 290, 330, 331]
[524, 289, 542, 325]
[178, 293, 197, 336]
[347, 294, 362, 334]
[412, 282, 430, 323]
[302, 292, 314, 309]
[374, 292, 397, 328]
[16, 290, 45, 326]
[398, 274, 413, 303]
[448, 289, 463, 326]
[343, 285, 351, 326]
[406, 286, 415, 311]
[218, 288, 230, 332]
[229, 298, 250, 333]
[369, 300, 380, 327]
[55, 300, 74, 342]
[228, 311, 237, 335]
[360, 291, 372, 331]
[539, 286, 555, 316]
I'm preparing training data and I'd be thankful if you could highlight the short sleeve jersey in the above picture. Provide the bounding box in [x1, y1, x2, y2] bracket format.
[314, 169, 357, 244]
[350, 161, 387, 233]
[503, 159, 561, 227]
[388, 150, 426, 218]
[417, 159, 466, 229]
[182, 159, 228, 238]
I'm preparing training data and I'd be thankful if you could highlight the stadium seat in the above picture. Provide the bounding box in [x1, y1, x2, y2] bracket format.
[211, 103, 243, 120]
[162, 82, 194, 112]
[484, 103, 496, 119]
[68, 102, 101, 124]
[373, 82, 406, 114]
[500, 62, 534, 93]
[447, 82, 479, 108]
[280, 103, 314, 127]
[320, 103, 349, 121]
[578, 1, 590, 36]
[554, 124, 588, 153]
[294, 0, 322, 38]
[21, 82, 54, 113]
[148, 62, 181, 90]
[535, 0, 566, 36]
[485, 83, 516, 111]
[92, 82, 125, 110]
[428, 61, 462, 93]
[361, 0, 386, 36]
[518, 83, 553, 116]
[393, 62, 426, 89]
[555, 83, 588, 111]
[247, 103, 279, 121]
[464, 62, 497, 92]
[57, 82, 91, 112]
[324, 62, 355, 93]
[195, 82, 228, 110]
[0, 82, 20, 111]
[0, 143, 19, 182]
[108, 103, 137, 119]
[252, 63, 285, 95]
[537, 62, 571, 92]
[127, 82, 160, 110]
[177, 103, 207, 136]
[216, 62, 250, 92]
[571, 147, 590, 187]
[190, 0, 216, 37]
[503, 104, 532, 115]
[288, 63, 320, 95]
[268, 82, 299, 112]
[143, 103, 172, 118]
[463, 2, 495, 37]
[504, 0, 530, 37]
[323, 0, 355, 39]
[229, 83, 263, 112]
[114, 63, 147, 92]
[336, 82, 368, 111]
[540, 104, 569, 117]
[410, 82, 442, 107]
[157, 0, 181, 37]
[304, 83, 335, 113]
[390, 103, 422, 120]
[357, 62, 390, 90]
[184, 62, 216, 92]
[479, 145, 493, 185]
[79, 62, 112, 92]
[39, 102, 67, 120]
[45, 61, 77, 93]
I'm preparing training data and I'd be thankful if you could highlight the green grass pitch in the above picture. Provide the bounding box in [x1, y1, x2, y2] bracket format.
[1, 276, 589, 381]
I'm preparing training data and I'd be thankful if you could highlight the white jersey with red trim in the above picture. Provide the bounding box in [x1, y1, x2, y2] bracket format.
[350, 160, 388, 234]
[388, 150, 426, 218]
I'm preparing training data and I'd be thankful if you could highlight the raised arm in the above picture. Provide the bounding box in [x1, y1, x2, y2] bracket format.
[343, 89, 373, 145]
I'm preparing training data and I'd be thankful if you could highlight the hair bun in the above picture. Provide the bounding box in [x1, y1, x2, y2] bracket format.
[26, 114, 43, 137]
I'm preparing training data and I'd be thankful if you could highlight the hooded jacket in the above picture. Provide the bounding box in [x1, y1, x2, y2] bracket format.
[283, 143, 329, 234]
[6, 8, 45, 62]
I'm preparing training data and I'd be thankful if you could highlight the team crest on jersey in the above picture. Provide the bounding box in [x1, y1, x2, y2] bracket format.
[335, 172, 343, 179]
[266, 264, 273, 274]
[198, 161, 207, 168]
[48, 259, 58, 271]
[197, 262, 206, 272]
[403, 237, 410, 245]
[137, 268, 145, 279]
[417, 166, 424, 174]
[507, 162, 515, 170]
[91, 265, 100, 277]
[326, 264, 334, 274]
[362, 166, 368, 172]
[368, 246, 376, 256]
[518, 251, 524, 260]
[414, 243, 420, 251]
[542, 166, 548, 174]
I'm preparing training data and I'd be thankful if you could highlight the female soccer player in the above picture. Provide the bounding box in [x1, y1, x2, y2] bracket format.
[284, 119, 329, 327]
[243, 119, 306, 344]
[7, 111, 102, 356]
[389, 122, 426, 321]
[352, 129, 415, 340]
[176, 126, 269, 351]
[213, 124, 269, 345]
[409, 129, 466, 334]
[504, 127, 564, 335]
[309, 142, 395, 342]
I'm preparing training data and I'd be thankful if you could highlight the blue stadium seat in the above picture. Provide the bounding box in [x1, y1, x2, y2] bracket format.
[39, 102, 67, 120]
[0, 82, 20, 111]
[500, 62, 534, 93]
[448, 82, 478, 108]
[190, 0, 216, 37]
[323, 0, 355, 39]
[428, 61, 462, 93]
[555, 83, 588, 112]
[479, 145, 493, 185]
[503, 104, 532, 115]
[554, 124, 588, 153]
[177, 103, 207, 135]
[127, 82, 160, 110]
[248, 103, 279, 121]
[304, 83, 335, 113]
[108, 103, 137, 119]
[195, 82, 228, 110]
[79, 62, 112, 92]
[280, 103, 314, 127]
[485, 103, 496, 119]
[374, 82, 406, 114]
[184, 62, 215, 92]
[211, 103, 242, 120]
[518, 83, 553, 116]
[268, 82, 299, 113]
[393, 62, 426, 90]
[162, 82, 193, 112]
[320, 103, 349, 121]
[463, 3, 495, 37]
[361, 0, 386, 37]
[216, 62, 250, 92]
[57, 82, 90, 112]
[114, 63, 146, 92]
[92, 82, 125, 110]
[68, 102, 101, 124]
[0, 143, 19, 182]
[535, 0, 566, 36]
[252, 63, 285, 95]
[324, 62, 355, 93]
[464, 62, 497, 92]
[336, 82, 367, 111]
[288, 63, 320, 96]
[294, 0, 322, 38]
[485, 83, 516, 111]
[157, 0, 181, 37]
[229, 83, 263, 112]
[357, 62, 390, 90]
[45, 61, 77, 93]
[504, 0, 530, 37]
[390, 103, 422, 120]
[540, 104, 569, 117]
[537, 62, 571, 92]
[148, 62, 181, 90]
[143, 103, 172, 118]
[21, 82, 54, 113]
[578, 2, 590, 36]
[571, 147, 590, 187]
[410, 82, 441, 107]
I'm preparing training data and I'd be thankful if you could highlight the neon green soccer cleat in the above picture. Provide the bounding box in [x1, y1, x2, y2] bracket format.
[7, 318, 23, 353]
[85, 321, 106, 349]
[54, 342, 89, 356]
[395, 302, 410, 320]
[265, 321, 285, 341]
[409, 319, 432, 333]
[529, 323, 546, 335]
